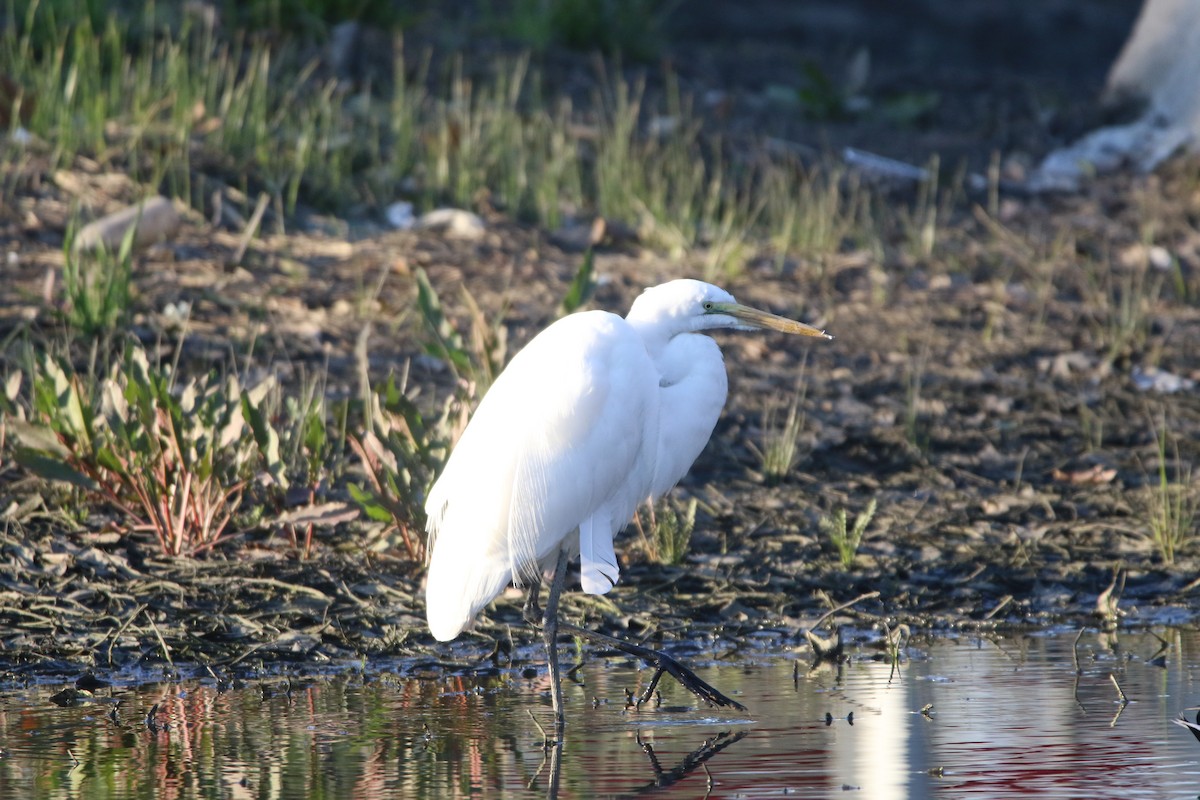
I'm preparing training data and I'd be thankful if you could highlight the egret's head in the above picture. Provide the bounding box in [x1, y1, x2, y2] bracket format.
[627, 279, 832, 339]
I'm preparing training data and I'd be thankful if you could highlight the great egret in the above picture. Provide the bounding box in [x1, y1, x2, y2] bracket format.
[424, 279, 831, 725]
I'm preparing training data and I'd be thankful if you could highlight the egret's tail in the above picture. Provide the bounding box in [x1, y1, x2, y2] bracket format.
[425, 538, 512, 641]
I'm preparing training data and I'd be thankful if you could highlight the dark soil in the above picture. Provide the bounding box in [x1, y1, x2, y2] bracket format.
[2, 1, 1200, 688]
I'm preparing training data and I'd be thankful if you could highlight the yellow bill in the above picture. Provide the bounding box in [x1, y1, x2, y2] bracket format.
[709, 302, 833, 339]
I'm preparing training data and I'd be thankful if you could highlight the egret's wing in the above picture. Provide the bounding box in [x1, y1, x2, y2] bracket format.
[425, 311, 657, 640]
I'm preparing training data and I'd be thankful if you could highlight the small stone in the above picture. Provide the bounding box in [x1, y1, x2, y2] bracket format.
[385, 201, 415, 230]
[1148, 245, 1172, 270]
[74, 196, 180, 254]
[414, 208, 485, 240]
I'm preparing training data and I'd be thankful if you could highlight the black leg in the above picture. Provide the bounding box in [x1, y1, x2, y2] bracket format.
[542, 548, 569, 730]
[526, 547, 744, 722]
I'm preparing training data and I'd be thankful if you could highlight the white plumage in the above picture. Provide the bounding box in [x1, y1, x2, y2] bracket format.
[424, 279, 830, 642]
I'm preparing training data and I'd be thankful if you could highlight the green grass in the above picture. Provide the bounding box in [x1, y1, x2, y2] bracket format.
[61, 218, 135, 337]
[752, 385, 808, 485]
[640, 496, 698, 566]
[904, 341, 930, 451]
[1, 0, 893, 280]
[1144, 420, 1198, 564]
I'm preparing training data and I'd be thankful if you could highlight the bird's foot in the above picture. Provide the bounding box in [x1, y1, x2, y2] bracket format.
[560, 623, 746, 711]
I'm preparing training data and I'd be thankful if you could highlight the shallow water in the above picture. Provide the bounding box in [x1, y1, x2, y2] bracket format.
[2, 629, 1200, 798]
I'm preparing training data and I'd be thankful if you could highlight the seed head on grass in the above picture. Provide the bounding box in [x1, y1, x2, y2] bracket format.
[820, 498, 877, 569]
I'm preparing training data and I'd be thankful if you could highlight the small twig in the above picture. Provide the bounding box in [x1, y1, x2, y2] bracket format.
[885, 623, 910, 681]
[145, 613, 173, 668]
[232, 191, 270, 265]
[558, 622, 745, 710]
[1072, 674, 1087, 714]
[1110, 702, 1128, 728]
[1072, 628, 1085, 675]
[105, 603, 149, 666]
[527, 710, 555, 748]
[809, 591, 880, 631]
[1109, 673, 1129, 705]
[982, 594, 1012, 620]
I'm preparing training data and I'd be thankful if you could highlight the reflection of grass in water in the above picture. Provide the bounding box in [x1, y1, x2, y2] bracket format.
[4, 632, 1194, 795]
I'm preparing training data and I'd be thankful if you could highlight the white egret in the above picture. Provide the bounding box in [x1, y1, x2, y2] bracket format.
[424, 279, 831, 724]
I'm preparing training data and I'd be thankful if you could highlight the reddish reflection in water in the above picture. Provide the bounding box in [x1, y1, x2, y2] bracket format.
[0, 630, 1198, 798]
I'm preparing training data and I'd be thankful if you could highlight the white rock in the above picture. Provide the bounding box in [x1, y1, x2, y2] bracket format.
[385, 201, 415, 230]
[73, 196, 180, 254]
[1132, 366, 1196, 394]
[1148, 245, 1173, 270]
[414, 208, 486, 240]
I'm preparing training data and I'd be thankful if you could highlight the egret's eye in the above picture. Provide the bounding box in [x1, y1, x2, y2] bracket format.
[702, 302, 715, 312]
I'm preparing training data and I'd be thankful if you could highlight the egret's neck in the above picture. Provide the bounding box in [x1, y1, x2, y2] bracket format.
[625, 317, 682, 363]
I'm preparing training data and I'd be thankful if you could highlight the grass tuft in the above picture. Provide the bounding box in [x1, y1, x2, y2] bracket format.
[752, 385, 808, 486]
[820, 499, 877, 569]
[1144, 419, 1198, 564]
[640, 496, 697, 566]
[60, 217, 135, 337]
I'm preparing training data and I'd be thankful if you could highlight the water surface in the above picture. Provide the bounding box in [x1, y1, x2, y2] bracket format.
[2, 629, 1199, 798]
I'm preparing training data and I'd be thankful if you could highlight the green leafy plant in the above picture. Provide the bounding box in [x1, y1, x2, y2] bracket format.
[11, 343, 276, 555]
[558, 249, 596, 316]
[820, 498, 877, 569]
[795, 61, 848, 121]
[347, 272, 512, 560]
[282, 372, 345, 490]
[347, 370, 454, 561]
[414, 267, 507, 398]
